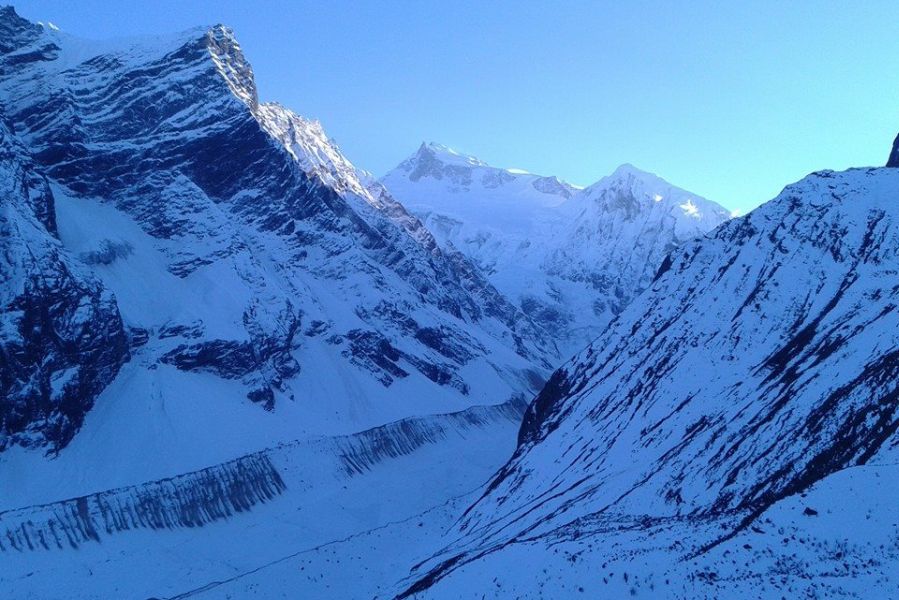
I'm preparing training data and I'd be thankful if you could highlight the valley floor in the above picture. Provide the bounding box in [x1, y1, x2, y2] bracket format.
[0, 401, 523, 599]
[4, 414, 897, 599]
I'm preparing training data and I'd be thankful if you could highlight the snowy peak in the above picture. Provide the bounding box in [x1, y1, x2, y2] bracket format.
[0, 9, 257, 111]
[414, 142, 490, 170]
[0, 10, 556, 456]
[382, 146, 730, 355]
[577, 162, 730, 225]
[388, 142, 577, 200]
[205, 23, 258, 109]
[256, 102, 369, 198]
[398, 142, 492, 187]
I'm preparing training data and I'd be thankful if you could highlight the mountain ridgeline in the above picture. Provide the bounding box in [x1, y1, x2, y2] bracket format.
[382, 144, 731, 356]
[0, 4, 728, 459]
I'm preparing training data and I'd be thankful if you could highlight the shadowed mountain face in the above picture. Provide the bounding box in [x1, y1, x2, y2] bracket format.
[888, 132, 899, 167]
[0, 7, 558, 454]
[400, 164, 899, 596]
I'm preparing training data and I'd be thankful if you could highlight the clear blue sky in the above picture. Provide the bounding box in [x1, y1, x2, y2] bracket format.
[11, 1, 899, 213]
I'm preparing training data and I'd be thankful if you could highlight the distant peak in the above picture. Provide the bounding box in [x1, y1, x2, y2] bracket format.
[609, 163, 658, 180]
[415, 142, 488, 167]
[580, 163, 731, 219]
[207, 23, 239, 41]
[583, 163, 668, 195]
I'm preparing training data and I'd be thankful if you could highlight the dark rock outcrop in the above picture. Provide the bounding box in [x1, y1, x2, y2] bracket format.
[0, 7, 555, 443]
[887, 132, 899, 167]
[0, 119, 129, 452]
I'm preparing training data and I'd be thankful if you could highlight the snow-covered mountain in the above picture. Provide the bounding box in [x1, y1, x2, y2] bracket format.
[5, 5, 895, 599]
[0, 7, 564, 596]
[0, 6, 559, 479]
[383, 143, 732, 355]
[397, 163, 899, 598]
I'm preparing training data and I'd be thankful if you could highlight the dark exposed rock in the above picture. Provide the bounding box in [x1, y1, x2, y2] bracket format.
[342, 328, 470, 393]
[160, 339, 260, 379]
[0, 119, 129, 453]
[517, 368, 572, 446]
[159, 307, 301, 408]
[128, 327, 150, 348]
[887, 133, 899, 168]
[344, 329, 409, 385]
[158, 321, 205, 340]
[0, 7, 555, 453]
[0, 6, 42, 54]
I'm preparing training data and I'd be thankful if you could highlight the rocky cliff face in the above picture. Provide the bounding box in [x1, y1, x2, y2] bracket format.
[0, 7, 554, 456]
[0, 118, 129, 452]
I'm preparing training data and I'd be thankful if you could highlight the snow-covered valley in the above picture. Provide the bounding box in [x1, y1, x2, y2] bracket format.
[1, 399, 526, 598]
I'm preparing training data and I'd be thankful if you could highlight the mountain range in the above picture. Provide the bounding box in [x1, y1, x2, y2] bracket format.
[383, 143, 731, 355]
[2, 6, 897, 599]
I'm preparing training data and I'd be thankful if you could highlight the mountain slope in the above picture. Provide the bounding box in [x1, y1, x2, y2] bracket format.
[382, 144, 731, 355]
[0, 7, 555, 475]
[0, 117, 129, 453]
[398, 164, 899, 597]
[0, 9, 564, 597]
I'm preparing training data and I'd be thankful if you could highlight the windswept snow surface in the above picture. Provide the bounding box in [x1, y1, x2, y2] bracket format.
[1, 400, 528, 599]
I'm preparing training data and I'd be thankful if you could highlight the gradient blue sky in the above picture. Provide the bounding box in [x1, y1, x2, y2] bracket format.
[12, 1, 899, 212]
